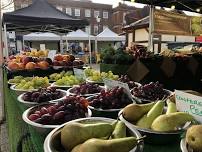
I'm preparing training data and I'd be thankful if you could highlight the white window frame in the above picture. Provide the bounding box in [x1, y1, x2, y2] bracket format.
[21, 3, 28, 8]
[94, 25, 98, 35]
[85, 9, 91, 17]
[103, 11, 109, 19]
[56, 6, 63, 11]
[94, 10, 100, 18]
[75, 8, 81, 17]
[66, 8, 72, 15]
[85, 26, 91, 34]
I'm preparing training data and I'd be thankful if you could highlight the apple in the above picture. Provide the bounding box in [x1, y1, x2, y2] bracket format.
[8, 62, 19, 70]
[37, 61, 49, 69]
[25, 62, 36, 70]
[22, 56, 33, 65]
[54, 54, 63, 61]
[63, 55, 70, 61]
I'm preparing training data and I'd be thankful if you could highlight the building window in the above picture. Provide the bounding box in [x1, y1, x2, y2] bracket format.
[94, 10, 100, 18]
[85, 9, 91, 17]
[85, 26, 91, 34]
[21, 4, 28, 8]
[94, 25, 98, 35]
[75, 8, 81, 16]
[56, 6, 63, 11]
[103, 11, 108, 19]
[66, 8, 72, 15]
[103, 25, 108, 30]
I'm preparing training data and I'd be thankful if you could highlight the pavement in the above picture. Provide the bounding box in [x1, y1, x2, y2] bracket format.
[0, 67, 9, 152]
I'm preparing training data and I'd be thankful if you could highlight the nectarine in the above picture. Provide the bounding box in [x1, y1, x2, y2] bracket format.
[37, 61, 49, 69]
[8, 62, 19, 70]
[25, 62, 36, 70]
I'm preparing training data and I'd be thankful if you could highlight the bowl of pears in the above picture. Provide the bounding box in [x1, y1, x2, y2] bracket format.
[44, 117, 144, 152]
[119, 99, 196, 144]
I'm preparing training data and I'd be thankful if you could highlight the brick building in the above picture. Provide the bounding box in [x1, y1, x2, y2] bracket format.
[14, 0, 113, 35]
[112, 3, 139, 34]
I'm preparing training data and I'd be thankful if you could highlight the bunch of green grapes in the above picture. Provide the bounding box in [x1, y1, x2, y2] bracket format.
[49, 71, 73, 81]
[55, 75, 83, 86]
[88, 70, 119, 82]
[15, 76, 49, 90]
[84, 68, 94, 77]
[8, 76, 32, 84]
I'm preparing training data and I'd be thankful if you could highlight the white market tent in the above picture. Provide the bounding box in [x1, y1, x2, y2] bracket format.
[96, 28, 125, 41]
[23, 32, 61, 41]
[63, 29, 95, 40]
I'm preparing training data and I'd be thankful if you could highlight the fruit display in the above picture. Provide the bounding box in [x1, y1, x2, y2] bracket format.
[53, 54, 84, 67]
[54, 75, 84, 87]
[60, 119, 141, 152]
[88, 87, 133, 109]
[27, 96, 89, 125]
[21, 87, 66, 103]
[185, 125, 202, 152]
[8, 76, 32, 84]
[84, 68, 119, 83]
[7, 55, 52, 71]
[69, 83, 104, 95]
[118, 75, 141, 89]
[23, 50, 48, 58]
[132, 81, 171, 102]
[49, 71, 73, 81]
[121, 100, 195, 132]
[14, 76, 49, 90]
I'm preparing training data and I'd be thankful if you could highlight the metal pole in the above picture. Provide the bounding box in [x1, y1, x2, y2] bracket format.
[0, 0, 3, 66]
[88, 27, 92, 65]
[148, 5, 154, 52]
[4, 24, 9, 58]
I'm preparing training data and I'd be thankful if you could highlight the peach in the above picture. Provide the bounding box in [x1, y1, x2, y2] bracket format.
[8, 62, 19, 70]
[25, 62, 36, 70]
[37, 61, 49, 69]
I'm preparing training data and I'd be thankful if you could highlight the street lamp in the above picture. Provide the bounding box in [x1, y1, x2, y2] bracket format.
[95, 16, 101, 53]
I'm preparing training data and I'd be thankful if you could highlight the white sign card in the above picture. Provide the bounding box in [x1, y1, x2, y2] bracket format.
[40, 44, 46, 50]
[48, 50, 57, 61]
[73, 68, 85, 79]
[103, 78, 133, 100]
[175, 90, 202, 123]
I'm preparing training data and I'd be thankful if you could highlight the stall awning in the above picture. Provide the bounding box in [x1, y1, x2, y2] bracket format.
[2, 0, 89, 33]
[23, 32, 61, 41]
[96, 28, 126, 41]
[63, 29, 95, 40]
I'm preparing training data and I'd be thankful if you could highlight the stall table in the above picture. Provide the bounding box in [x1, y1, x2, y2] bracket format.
[3, 68, 181, 152]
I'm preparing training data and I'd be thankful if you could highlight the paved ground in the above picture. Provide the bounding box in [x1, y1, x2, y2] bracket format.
[0, 67, 9, 152]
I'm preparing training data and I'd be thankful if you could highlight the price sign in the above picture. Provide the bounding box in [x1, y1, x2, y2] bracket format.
[40, 44, 46, 50]
[73, 68, 85, 79]
[103, 78, 133, 100]
[175, 90, 202, 123]
[48, 50, 57, 61]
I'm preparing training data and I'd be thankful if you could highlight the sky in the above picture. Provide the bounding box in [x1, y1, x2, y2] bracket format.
[92, 0, 145, 8]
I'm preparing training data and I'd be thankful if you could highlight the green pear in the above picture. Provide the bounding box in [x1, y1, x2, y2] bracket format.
[110, 121, 126, 139]
[166, 99, 177, 114]
[151, 112, 195, 132]
[61, 122, 113, 151]
[136, 100, 165, 129]
[122, 102, 155, 122]
[186, 125, 202, 152]
[71, 137, 138, 152]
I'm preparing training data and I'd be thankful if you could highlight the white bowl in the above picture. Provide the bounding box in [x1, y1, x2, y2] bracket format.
[131, 89, 173, 103]
[44, 117, 144, 152]
[17, 89, 68, 107]
[51, 82, 72, 89]
[22, 104, 92, 134]
[10, 85, 38, 95]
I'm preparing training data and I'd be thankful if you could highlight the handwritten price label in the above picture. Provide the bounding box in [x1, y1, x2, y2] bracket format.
[48, 50, 57, 61]
[175, 90, 202, 123]
[73, 68, 85, 79]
